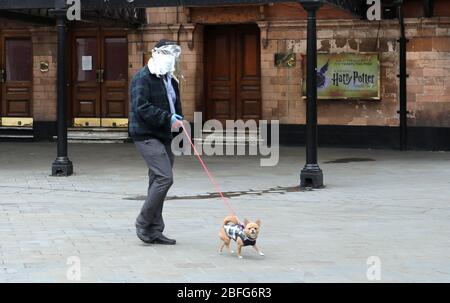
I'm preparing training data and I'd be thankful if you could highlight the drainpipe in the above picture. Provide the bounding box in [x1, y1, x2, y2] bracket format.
[397, 4, 408, 151]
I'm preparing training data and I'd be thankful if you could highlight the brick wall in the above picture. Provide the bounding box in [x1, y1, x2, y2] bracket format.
[257, 19, 401, 126]
[142, 3, 450, 128]
[31, 28, 57, 122]
[0, 20, 58, 122]
[406, 20, 450, 127]
[1, 2, 448, 129]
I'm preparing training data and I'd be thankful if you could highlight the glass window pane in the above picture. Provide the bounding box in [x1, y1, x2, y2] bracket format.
[6, 38, 32, 81]
[104, 37, 127, 81]
[76, 37, 98, 82]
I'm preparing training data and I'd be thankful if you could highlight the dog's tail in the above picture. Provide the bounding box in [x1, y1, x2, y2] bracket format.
[223, 215, 239, 226]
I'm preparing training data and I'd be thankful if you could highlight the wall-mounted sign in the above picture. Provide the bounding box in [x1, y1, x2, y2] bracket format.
[303, 53, 380, 100]
[275, 53, 296, 68]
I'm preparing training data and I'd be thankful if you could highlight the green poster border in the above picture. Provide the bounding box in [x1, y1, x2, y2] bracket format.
[301, 52, 381, 101]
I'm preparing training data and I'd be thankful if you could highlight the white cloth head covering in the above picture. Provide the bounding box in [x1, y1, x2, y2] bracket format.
[148, 44, 181, 78]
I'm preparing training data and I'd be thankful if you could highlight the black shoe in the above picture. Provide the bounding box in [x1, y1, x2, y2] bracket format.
[136, 228, 158, 244]
[159, 234, 176, 244]
[151, 234, 176, 245]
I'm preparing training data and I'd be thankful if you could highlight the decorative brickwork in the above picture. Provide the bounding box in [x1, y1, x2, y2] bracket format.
[142, 4, 450, 127]
[1, 2, 449, 129]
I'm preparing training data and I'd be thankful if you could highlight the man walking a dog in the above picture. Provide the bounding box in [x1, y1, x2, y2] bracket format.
[129, 39, 183, 245]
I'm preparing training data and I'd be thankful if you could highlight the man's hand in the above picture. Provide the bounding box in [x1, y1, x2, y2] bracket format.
[170, 114, 183, 128]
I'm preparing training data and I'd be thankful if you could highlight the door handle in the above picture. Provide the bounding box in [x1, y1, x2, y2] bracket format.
[0, 69, 5, 83]
[96, 69, 101, 83]
[96, 69, 105, 83]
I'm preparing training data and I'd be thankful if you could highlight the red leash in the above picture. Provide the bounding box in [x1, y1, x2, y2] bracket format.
[179, 123, 236, 216]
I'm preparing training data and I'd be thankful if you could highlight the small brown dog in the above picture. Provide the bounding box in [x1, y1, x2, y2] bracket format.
[218, 215, 264, 259]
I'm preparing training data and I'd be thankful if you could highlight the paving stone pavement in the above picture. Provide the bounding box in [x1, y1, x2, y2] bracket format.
[0, 142, 449, 282]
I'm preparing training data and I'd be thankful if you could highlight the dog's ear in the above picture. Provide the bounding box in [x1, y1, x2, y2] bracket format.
[243, 219, 250, 226]
[256, 219, 261, 227]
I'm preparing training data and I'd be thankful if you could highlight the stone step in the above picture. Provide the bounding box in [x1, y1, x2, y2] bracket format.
[55, 127, 130, 143]
[0, 126, 34, 141]
[67, 139, 130, 144]
[68, 127, 128, 132]
[193, 131, 265, 146]
[200, 129, 261, 135]
[193, 137, 263, 143]
[67, 133, 129, 139]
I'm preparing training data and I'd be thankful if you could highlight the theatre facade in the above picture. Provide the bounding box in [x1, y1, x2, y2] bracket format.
[0, 0, 449, 150]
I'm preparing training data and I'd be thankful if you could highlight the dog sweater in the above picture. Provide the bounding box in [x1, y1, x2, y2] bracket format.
[223, 223, 256, 246]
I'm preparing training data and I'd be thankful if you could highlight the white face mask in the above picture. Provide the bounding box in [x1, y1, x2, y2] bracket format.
[148, 44, 181, 77]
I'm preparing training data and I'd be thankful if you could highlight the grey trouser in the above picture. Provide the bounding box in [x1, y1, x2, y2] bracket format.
[134, 138, 174, 239]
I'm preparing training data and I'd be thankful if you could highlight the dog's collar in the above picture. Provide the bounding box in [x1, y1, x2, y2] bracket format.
[241, 230, 257, 245]
[242, 236, 257, 246]
[238, 224, 257, 245]
[245, 234, 257, 240]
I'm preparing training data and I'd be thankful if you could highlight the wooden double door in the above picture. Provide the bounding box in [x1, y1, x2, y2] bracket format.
[0, 32, 33, 125]
[205, 24, 262, 123]
[71, 30, 128, 127]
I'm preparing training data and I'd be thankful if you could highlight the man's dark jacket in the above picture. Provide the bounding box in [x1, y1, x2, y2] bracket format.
[129, 66, 183, 143]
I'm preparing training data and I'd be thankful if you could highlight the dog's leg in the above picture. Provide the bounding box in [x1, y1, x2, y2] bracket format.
[218, 242, 226, 254]
[226, 243, 234, 255]
[237, 244, 243, 259]
[253, 244, 264, 256]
